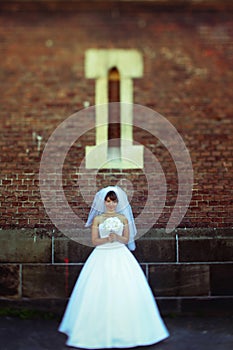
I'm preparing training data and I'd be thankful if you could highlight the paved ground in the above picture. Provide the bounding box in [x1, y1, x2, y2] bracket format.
[0, 315, 232, 350]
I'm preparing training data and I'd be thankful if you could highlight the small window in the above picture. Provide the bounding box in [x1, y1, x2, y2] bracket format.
[85, 49, 144, 169]
[108, 67, 120, 148]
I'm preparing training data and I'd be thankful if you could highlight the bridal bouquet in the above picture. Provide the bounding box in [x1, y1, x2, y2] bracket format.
[102, 217, 122, 233]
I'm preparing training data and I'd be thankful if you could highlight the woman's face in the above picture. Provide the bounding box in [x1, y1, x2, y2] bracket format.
[105, 197, 118, 213]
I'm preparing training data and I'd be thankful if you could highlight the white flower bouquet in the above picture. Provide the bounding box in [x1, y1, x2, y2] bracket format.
[102, 217, 122, 234]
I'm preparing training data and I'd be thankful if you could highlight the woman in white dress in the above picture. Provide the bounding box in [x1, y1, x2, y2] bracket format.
[59, 186, 169, 349]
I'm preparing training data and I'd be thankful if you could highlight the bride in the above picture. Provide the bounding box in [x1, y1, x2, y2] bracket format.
[59, 186, 169, 349]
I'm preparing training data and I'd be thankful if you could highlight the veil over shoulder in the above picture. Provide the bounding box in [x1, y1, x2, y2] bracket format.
[59, 185, 169, 349]
[85, 186, 137, 250]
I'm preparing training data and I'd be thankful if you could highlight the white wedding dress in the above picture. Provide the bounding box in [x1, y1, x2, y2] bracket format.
[58, 217, 169, 349]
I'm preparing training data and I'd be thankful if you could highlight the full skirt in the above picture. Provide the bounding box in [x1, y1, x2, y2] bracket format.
[58, 244, 169, 349]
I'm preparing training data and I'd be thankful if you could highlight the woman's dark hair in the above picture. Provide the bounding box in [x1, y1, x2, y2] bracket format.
[104, 190, 118, 202]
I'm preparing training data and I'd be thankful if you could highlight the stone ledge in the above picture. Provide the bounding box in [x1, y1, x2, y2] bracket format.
[144, 227, 233, 238]
[0, 298, 67, 317]
[54, 237, 93, 263]
[0, 296, 232, 317]
[0, 265, 20, 298]
[158, 296, 233, 316]
[133, 238, 176, 262]
[1, 262, 232, 300]
[179, 237, 233, 262]
[22, 264, 83, 299]
[0, 228, 232, 264]
[210, 264, 233, 296]
[0, 229, 51, 263]
[149, 264, 210, 296]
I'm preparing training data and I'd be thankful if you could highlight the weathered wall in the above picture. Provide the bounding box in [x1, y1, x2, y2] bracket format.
[0, 228, 232, 315]
[0, 0, 232, 314]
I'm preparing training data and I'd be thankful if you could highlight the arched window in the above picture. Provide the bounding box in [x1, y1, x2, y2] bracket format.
[108, 67, 120, 148]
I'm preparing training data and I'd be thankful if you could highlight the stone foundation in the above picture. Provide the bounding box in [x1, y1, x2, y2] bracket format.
[0, 228, 232, 315]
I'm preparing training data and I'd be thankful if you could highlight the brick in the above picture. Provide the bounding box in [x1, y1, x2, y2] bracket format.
[0, 2, 232, 306]
[0, 8, 232, 230]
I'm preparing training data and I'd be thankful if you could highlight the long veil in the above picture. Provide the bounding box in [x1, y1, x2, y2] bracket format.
[85, 186, 136, 250]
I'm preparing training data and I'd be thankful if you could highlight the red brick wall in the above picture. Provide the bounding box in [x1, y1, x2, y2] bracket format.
[0, 3, 232, 231]
[0, 1, 232, 312]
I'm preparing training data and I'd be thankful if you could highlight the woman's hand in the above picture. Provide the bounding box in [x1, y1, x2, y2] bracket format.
[108, 233, 117, 242]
